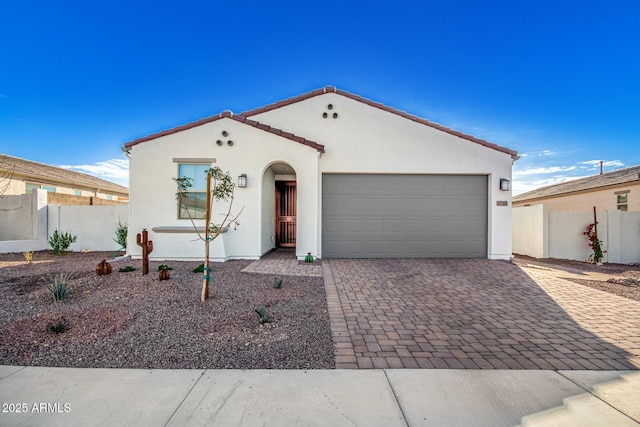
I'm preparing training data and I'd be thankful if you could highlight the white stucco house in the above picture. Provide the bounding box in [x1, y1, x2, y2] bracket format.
[122, 86, 518, 261]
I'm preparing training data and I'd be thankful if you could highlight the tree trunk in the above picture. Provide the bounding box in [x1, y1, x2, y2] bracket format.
[201, 175, 212, 302]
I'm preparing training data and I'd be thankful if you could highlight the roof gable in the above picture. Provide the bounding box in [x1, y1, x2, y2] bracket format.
[122, 111, 324, 153]
[122, 86, 517, 159]
[242, 86, 519, 160]
[514, 164, 640, 202]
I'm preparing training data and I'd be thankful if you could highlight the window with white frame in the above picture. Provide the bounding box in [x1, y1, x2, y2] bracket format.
[177, 164, 210, 219]
[25, 183, 56, 193]
[25, 183, 39, 194]
[616, 192, 628, 211]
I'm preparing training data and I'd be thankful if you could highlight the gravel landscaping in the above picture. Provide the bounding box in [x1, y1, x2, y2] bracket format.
[514, 255, 640, 302]
[0, 251, 334, 369]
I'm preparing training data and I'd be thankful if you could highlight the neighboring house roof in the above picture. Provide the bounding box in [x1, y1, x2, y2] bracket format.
[122, 111, 325, 153]
[0, 154, 129, 196]
[513, 164, 640, 203]
[122, 86, 518, 160]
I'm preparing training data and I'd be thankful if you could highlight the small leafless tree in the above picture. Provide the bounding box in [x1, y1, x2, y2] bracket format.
[175, 167, 243, 301]
[0, 153, 14, 198]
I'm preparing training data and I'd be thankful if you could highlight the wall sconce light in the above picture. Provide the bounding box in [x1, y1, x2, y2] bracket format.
[499, 178, 510, 191]
[238, 174, 247, 188]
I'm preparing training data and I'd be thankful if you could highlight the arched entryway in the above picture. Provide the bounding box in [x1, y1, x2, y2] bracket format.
[261, 162, 297, 254]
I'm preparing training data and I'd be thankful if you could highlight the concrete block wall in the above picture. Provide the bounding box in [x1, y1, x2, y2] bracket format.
[0, 190, 129, 253]
[47, 192, 126, 206]
[513, 205, 640, 264]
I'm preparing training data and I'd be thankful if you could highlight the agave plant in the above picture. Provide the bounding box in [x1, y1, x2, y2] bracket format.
[48, 272, 72, 302]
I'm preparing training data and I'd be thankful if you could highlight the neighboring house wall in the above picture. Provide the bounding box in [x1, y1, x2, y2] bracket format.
[7, 176, 126, 201]
[0, 189, 128, 253]
[513, 184, 640, 211]
[513, 205, 640, 264]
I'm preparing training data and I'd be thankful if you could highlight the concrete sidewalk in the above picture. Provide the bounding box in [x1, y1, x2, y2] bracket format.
[1, 366, 638, 426]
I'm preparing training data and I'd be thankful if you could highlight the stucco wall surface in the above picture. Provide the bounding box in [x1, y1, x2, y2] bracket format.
[48, 204, 129, 252]
[513, 205, 640, 264]
[252, 93, 515, 260]
[0, 190, 123, 253]
[127, 91, 516, 261]
[127, 117, 320, 261]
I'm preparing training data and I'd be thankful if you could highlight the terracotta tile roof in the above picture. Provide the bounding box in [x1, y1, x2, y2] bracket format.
[513, 164, 640, 203]
[242, 86, 519, 160]
[122, 86, 518, 159]
[0, 154, 129, 195]
[122, 111, 325, 153]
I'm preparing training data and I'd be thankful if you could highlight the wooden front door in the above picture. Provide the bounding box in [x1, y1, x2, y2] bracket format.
[275, 181, 296, 247]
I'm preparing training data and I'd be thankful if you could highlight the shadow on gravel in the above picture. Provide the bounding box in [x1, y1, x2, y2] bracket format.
[328, 258, 639, 370]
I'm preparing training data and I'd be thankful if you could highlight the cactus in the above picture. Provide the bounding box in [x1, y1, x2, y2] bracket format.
[305, 252, 314, 263]
[136, 229, 153, 275]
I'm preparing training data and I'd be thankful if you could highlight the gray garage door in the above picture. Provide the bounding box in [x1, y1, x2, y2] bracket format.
[322, 174, 487, 258]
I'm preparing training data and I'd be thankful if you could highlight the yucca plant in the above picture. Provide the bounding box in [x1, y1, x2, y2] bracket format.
[273, 277, 283, 289]
[48, 273, 72, 302]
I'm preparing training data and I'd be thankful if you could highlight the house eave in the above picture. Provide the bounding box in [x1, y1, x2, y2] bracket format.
[513, 181, 640, 205]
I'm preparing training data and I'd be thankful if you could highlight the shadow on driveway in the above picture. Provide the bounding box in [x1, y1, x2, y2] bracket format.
[325, 259, 640, 370]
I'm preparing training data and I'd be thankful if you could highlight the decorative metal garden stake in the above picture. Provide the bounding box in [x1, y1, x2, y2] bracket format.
[136, 228, 153, 275]
[96, 259, 112, 275]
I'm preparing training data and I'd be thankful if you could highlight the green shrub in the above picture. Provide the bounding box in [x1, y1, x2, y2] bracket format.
[114, 219, 128, 249]
[193, 264, 205, 273]
[48, 273, 71, 302]
[119, 266, 136, 272]
[47, 316, 69, 334]
[273, 277, 283, 289]
[48, 230, 77, 255]
[254, 305, 272, 324]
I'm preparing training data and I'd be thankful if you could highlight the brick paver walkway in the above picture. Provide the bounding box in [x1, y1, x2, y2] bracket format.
[241, 249, 322, 277]
[324, 259, 640, 370]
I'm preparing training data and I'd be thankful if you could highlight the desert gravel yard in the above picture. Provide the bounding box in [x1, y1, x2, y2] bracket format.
[0, 252, 334, 369]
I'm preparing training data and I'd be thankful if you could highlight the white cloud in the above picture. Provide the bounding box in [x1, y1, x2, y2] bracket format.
[579, 159, 624, 168]
[59, 159, 129, 187]
[513, 166, 576, 177]
[513, 174, 587, 196]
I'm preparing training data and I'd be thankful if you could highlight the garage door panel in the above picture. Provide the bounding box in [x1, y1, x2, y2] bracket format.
[343, 219, 364, 233]
[322, 174, 487, 258]
[364, 197, 385, 211]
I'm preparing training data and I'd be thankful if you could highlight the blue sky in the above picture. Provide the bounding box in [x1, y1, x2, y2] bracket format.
[1, 0, 638, 194]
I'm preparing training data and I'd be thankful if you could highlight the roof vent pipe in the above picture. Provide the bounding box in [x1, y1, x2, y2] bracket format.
[600, 160, 603, 175]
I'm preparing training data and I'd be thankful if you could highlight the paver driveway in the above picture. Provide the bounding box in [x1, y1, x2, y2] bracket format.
[323, 259, 640, 370]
